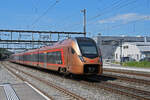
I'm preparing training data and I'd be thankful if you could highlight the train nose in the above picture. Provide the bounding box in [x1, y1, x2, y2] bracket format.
[84, 64, 99, 74]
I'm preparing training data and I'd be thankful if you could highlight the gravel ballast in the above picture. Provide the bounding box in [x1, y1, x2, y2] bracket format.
[7, 62, 136, 100]
[0, 64, 23, 84]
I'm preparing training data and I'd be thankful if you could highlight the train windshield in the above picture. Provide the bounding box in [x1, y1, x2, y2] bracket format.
[77, 38, 98, 58]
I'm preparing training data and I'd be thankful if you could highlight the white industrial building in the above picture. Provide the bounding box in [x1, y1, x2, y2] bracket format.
[114, 42, 150, 62]
[93, 35, 150, 59]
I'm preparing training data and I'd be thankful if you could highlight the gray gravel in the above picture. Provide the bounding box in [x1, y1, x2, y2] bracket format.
[8, 62, 134, 100]
[106, 77, 150, 92]
[4, 62, 80, 100]
[103, 71, 150, 92]
[0, 64, 22, 85]
[104, 70, 150, 81]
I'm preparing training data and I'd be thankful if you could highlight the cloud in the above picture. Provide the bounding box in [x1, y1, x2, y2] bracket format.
[99, 13, 150, 24]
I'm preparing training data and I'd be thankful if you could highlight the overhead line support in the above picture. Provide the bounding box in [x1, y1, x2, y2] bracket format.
[81, 9, 87, 37]
[0, 29, 84, 34]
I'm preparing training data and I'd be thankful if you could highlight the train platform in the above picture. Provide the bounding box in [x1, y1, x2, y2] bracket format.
[0, 64, 49, 100]
[0, 83, 48, 100]
[103, 63, 150, 73]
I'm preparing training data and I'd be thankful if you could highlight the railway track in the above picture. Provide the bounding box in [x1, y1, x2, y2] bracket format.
[2, 62, 86, 100]
[103, 68, 150, 77]
[102, 73, 150, 85]
[81, 78, 150, 100]
[4, 61, 150, 100]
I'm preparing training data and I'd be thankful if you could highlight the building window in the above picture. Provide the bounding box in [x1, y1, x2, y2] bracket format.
[116, 54, 118, 59]
[123, 46, 128, 49]
[137, 54, 139, 60]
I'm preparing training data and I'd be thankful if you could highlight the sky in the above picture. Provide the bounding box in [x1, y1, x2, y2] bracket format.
[0, 0, 150, 37]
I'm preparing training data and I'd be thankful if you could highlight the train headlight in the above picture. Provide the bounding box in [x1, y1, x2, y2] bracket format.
[79, 55, 85, 62]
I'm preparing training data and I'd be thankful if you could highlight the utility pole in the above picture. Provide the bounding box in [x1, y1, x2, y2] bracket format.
[81, 9, 86, 37]
[120, 39, 123, 65]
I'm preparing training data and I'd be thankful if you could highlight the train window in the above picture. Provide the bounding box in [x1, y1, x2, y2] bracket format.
[19, 56, 21, 61]
[71, 48, 75, 54]
[47, 51, 62, 64]
[27, 55, 29, 61]
[20, 55, 23, 61]
[33, 54, 35, 62]
[31, 54, 33, 61]
[77, 40, 98, 58]
[39, 54, 41, 62]
[32, 54, 34, 62]
[39, 53, 44, 62]
[29, 55, 32, 61]
[32, 54, 35, 62]
[24, 55, 27, 61]
[35, 54, 38, 62]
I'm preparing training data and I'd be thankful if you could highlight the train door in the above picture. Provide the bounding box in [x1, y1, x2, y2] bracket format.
[68, 47, 75, 66]
[66, 47, 72, 73]
[37, 50, 39, 66]
[43, 52, 47, 68]
[67, 48, 71, 67]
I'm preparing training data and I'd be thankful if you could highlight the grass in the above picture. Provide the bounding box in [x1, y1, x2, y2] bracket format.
[113, 62, 120, 64]
[123, 61, 150, 68]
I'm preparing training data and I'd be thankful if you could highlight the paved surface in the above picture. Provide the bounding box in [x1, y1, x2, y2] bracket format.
[0, 83, 47, 100]
[13, 83, 47, 100]
[104, 63, 150, 72]
[0, 86, 7, 100]
[0, 64, 48, 100]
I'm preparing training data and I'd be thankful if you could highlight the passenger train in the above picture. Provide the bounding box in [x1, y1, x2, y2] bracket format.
[10, 37, 103, 76]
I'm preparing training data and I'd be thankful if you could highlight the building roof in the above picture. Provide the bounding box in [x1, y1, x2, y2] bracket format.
[96, 36, 150, 42]
[124, 42, 150, 52]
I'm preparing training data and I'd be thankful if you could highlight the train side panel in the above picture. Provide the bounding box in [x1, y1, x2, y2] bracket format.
[9, 37, 103, 76]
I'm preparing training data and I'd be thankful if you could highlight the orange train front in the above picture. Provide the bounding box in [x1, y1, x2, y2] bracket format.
[10, 37, 103, 76]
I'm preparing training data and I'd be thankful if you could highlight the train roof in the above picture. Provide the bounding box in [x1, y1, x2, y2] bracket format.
[12, 37, 93, 56]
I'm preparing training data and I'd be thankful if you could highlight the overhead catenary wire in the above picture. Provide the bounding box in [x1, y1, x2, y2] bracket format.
[85, 0, 138, 30]
[97, 16, 150, 32]
[67, 0, 137, 32]
[88, 0, 137, 21]
[50, 12, 81, 30]
[51, 0, 127, 32]
[30, 0, 60, 28]
[88, 0, 125, 21]
[66, 0, 123, 30]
